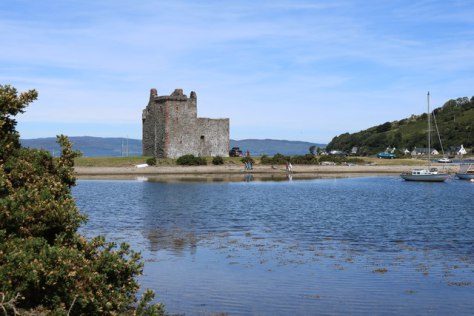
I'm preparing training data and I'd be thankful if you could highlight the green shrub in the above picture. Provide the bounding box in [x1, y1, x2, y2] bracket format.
[241, 156, 255, 164]
[176, 154, 207, 166]
[259, 153, 290, 165]
[0, 85, 163, 315]
[260, 154, 273, 164]
[290, 154, 318, 165]
[272, 153, 290, 164]
[146, 157, 157, 166]
[260, 153, 318, 165]
[212, 156, 224, 165]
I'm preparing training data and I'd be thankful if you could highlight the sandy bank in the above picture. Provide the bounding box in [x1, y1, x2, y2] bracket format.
[75, 164, 458, 177]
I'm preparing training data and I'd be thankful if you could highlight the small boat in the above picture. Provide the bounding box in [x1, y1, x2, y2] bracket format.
[401, 92, 449, 182]
[401, 168, 450, 182]
[437, 157, 452, 163]
[456, 164, 474, 180]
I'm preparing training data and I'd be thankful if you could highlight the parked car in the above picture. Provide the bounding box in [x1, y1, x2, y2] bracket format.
[229, 147, 243, 157]
[377, 152, 396, 159]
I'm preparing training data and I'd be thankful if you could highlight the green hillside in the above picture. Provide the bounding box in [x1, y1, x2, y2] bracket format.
[327, 96, 474, 155]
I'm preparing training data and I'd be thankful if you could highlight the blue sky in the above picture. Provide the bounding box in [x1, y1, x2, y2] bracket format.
[1, 0, 473, 143]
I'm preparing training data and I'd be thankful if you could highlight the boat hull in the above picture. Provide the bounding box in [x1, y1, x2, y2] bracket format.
[400, 174, 450, 182]
[456, 173, 474, 180]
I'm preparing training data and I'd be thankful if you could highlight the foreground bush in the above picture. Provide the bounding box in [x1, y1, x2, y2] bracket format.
[212, 156, 224, 165]
[0, 85, 164, 315]
[176, 154, 207, 166]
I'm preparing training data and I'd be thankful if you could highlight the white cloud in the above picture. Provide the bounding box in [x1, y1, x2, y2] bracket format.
[1, 0, 473, 142]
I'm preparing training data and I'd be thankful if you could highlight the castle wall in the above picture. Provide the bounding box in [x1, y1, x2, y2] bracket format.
[142, 98, 156, 156]
[142, 88, 229, 159]
[197, 118, 230, 157]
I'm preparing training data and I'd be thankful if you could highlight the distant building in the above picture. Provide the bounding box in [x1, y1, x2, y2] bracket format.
[446, 145, 468, 156]
[350, 147, 358, 155]
[458, 144, 467, 155]
[411, 147, 439, 156]
[330, 150, 346, 156]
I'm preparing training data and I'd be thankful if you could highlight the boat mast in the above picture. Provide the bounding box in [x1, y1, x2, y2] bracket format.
[427, 91, 431, 167]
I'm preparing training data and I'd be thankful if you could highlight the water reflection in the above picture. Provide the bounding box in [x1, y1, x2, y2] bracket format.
[146, 228, 198, 255]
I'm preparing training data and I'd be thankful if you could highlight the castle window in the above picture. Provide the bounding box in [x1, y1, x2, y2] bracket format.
[200, 135, 205, 140]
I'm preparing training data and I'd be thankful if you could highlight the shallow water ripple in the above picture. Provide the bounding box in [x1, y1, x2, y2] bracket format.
[74, 177, 474, 315]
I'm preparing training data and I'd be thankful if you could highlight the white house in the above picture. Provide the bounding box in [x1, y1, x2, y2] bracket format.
[458, 145, 467, 155]
[411, 147, 439, 156]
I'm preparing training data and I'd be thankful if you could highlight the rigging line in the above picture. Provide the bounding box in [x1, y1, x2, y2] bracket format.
[432, 110, 445, 156]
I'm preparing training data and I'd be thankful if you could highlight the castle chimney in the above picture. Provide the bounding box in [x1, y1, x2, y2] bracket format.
[150, 88, 157, 100]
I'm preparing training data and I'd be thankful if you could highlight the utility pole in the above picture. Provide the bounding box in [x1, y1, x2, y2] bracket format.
[126, 135, 129, 157]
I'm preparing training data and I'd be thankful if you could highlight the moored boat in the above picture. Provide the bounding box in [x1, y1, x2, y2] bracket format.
[401, 168, 450, 182]
[456, 164, 474, 180]
[401, 92, 449, 182]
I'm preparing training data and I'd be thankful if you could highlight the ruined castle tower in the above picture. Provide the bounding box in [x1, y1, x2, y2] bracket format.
[142, 88, 230, 158]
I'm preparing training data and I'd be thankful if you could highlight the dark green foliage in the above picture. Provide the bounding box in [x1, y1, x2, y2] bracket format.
[146, 157, 157, 166]
[260, 153, 363, 165]
[241, 156, 255, 164]
[271, 153, 290, 164]
[327, 96, 474, 155]
[212, 156, 224, 165]
[261, 153, 317, 165]
[318, 155, 363, 164]
[376, 122, 392, 133]
[176, 154, 207, 166]
[260, 153, 288, 165]
[290, 154, 318, 165]
[0, 85, 164, 315]
[260, 155, 272, 164]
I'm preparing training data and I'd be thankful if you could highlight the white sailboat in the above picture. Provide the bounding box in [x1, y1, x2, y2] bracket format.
[401, 92, 450, 182]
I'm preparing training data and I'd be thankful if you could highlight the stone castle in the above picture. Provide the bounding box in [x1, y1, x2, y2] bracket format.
[142, 88, 229, 158]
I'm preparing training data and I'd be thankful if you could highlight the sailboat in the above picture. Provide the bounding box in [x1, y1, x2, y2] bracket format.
[401, 92, 450, 182]
[456, 164, 474, 180]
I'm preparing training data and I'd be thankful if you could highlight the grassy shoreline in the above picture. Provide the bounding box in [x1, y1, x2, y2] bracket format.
[73, 156, 462, 178]
[74, 156, 437, 168]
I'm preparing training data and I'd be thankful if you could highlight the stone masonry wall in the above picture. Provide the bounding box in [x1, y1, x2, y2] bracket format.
[142, 88, 229, 158]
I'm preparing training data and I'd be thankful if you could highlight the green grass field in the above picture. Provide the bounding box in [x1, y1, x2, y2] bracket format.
[73, 156, 433, 167]
[73, 156, 247, 167]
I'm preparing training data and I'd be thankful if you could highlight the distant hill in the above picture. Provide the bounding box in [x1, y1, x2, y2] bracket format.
[327, 96, 474, 155]
[21, 137, 325, 157]
[21, 137, 142, 157]
[230, 139, 325, 156]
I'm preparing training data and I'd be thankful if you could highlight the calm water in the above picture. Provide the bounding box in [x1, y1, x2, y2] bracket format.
[73, 176, 474, 315]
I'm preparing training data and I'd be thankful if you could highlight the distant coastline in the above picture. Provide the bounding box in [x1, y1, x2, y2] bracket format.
[22, 137, 325, 157]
